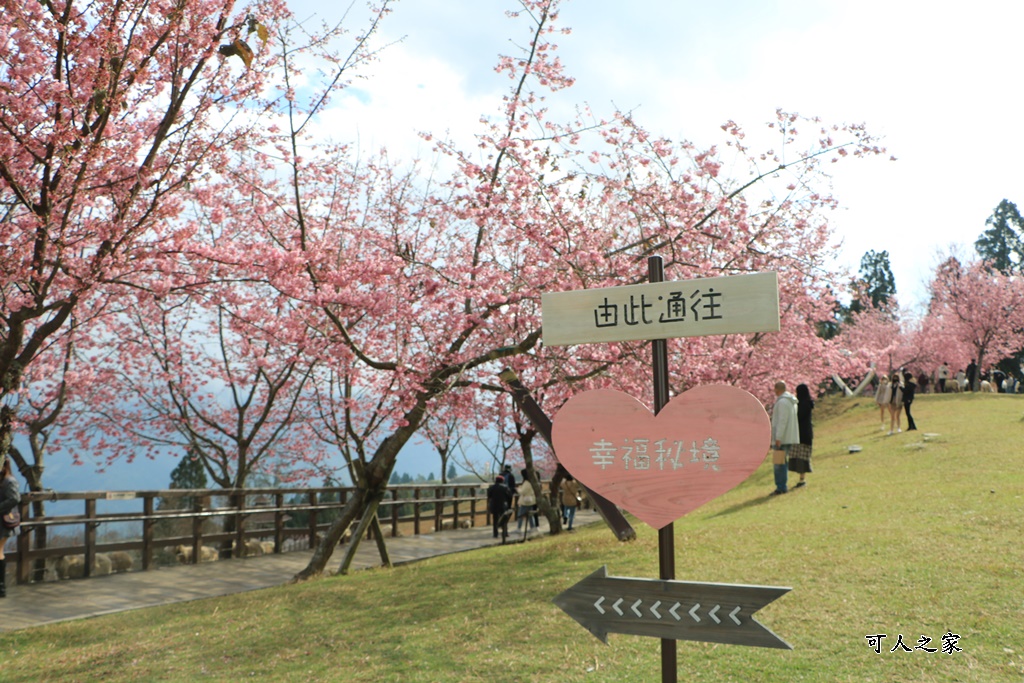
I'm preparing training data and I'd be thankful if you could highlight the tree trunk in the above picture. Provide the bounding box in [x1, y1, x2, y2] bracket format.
[291, 488, 365, 582]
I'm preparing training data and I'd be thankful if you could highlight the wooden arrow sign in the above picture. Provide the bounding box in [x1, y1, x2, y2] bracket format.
[553, 566, 791, 649]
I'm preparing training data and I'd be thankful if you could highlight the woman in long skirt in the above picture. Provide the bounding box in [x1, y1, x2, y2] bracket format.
[789, 384, 814, 488]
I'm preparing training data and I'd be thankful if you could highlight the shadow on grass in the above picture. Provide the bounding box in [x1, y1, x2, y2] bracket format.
[705, 492, 776, 519]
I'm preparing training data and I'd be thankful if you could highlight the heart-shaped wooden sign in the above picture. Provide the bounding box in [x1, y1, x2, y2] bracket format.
[552, 385, 770, 529]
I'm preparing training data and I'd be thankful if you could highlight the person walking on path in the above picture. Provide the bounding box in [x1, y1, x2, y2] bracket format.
[888, 371, 904, 435]
[902, 372, 918, 431]
[874, 374, 891, 431]
[560, 474, 581, 530]
[502, 464, 517, 495]
[789, 384, 814, 488]
[487, 475, 513, 542]
[769, 381, 799, 496]
[515, 469, 540, 537]
[0, 457, 21, 598]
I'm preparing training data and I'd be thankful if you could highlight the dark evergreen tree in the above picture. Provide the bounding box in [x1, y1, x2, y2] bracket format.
[447, 463, 457, 480]
[169, 450, 208, 490]
[849, 250, 896, 315]
[976, 199, 1024, 274]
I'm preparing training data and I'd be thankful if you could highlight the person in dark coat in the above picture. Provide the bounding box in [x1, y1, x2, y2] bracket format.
[966, 360, 978, 392]
[487, 475, 513, 541]
[501, 464, 517, 494]
[0, 456, 21, 598]
[902, 372, 918, 431]
[788, 384, 814, 488]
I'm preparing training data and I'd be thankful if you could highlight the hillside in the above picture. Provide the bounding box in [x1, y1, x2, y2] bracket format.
[3, 392, 1023, 682]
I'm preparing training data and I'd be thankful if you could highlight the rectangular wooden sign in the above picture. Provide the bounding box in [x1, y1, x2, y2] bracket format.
[105, 492, 136, 500]
[541, 272, 780, 346]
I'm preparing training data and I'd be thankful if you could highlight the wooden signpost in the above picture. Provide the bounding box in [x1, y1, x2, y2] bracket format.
[541, 271, 779, 346]
[553, 566, 791, 649]
[543, 261, 787, 681]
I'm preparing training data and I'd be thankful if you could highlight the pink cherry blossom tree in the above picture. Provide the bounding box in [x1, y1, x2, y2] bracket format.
[0, 0, 290, 467]
[67, 287, 323, 489]
[197, 0, 887, 580]
[928, 258, 1024, 379]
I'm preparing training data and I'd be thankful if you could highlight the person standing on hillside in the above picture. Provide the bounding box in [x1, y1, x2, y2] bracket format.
[769, 381, 799, 496]
[789, 384, 814, 488]
[902, 372, 918, 431]
[936, 362, 950, 393]
[0, 457, 21, 598]
[888, 371, 904, 435]
[874, 374, 892, 431]
[966, 360, 978, 392]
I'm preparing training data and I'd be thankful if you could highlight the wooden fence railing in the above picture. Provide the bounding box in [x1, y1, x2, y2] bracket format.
[6, 484, 500, 585]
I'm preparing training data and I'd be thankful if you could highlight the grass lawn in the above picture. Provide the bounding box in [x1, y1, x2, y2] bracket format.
[2, 392, 1022, 682]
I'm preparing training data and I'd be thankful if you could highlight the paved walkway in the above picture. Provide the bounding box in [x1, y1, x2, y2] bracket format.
[0, 511, 600, 632]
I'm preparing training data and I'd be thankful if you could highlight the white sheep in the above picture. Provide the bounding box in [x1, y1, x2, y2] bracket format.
[174, 544, 220, 564]
[230, 539, 265, 557]
[55, 553, 113, 579]
[108, 551, 134, 573]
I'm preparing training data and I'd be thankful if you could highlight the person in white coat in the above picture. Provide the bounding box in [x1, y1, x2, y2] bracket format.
[770, 381, 799, 496]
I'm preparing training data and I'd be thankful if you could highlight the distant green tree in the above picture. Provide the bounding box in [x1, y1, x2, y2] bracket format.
[400, 473, 412, 484]
[849, 250, 896, 315]
[976, 199, 1024, 274]
[169, 451, 208, 491]
[447, 463, 457, 480]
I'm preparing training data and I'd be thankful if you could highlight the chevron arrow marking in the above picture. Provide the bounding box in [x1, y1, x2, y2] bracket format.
[552, 565, 792, 649]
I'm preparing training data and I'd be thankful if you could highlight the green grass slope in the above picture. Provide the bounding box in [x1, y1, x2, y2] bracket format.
[3, 393, 1022, 682]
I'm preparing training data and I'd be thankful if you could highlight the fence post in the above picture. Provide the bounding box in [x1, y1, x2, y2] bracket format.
[84, 497, 97, 578]
[191, 496, 205, 564]
[233, 492, 246, 558]
[308, 490, 318, 550]
[16, 500, 30, 584]
[452, 486, 461, 529]
[142, 495, 155, 570]
[413, 488, 421, 536]
[390, 490, 399, 536]
[274, 492, 284, 553]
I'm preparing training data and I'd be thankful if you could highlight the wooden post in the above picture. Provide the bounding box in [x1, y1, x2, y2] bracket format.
[274, 492, 285, 553]
[413, 488, 421, 536]
[308, 491, 318, 549]
[142, 495, 155, 570]
[390, 490, 399, 536]
[84, 497, 97, 578]
[233, 492, 246, 558]
[191, 496, 205, 565]
[15, 501, 29, 584]
[452, 487, 461, 529]
[649, 255, 677, 683]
